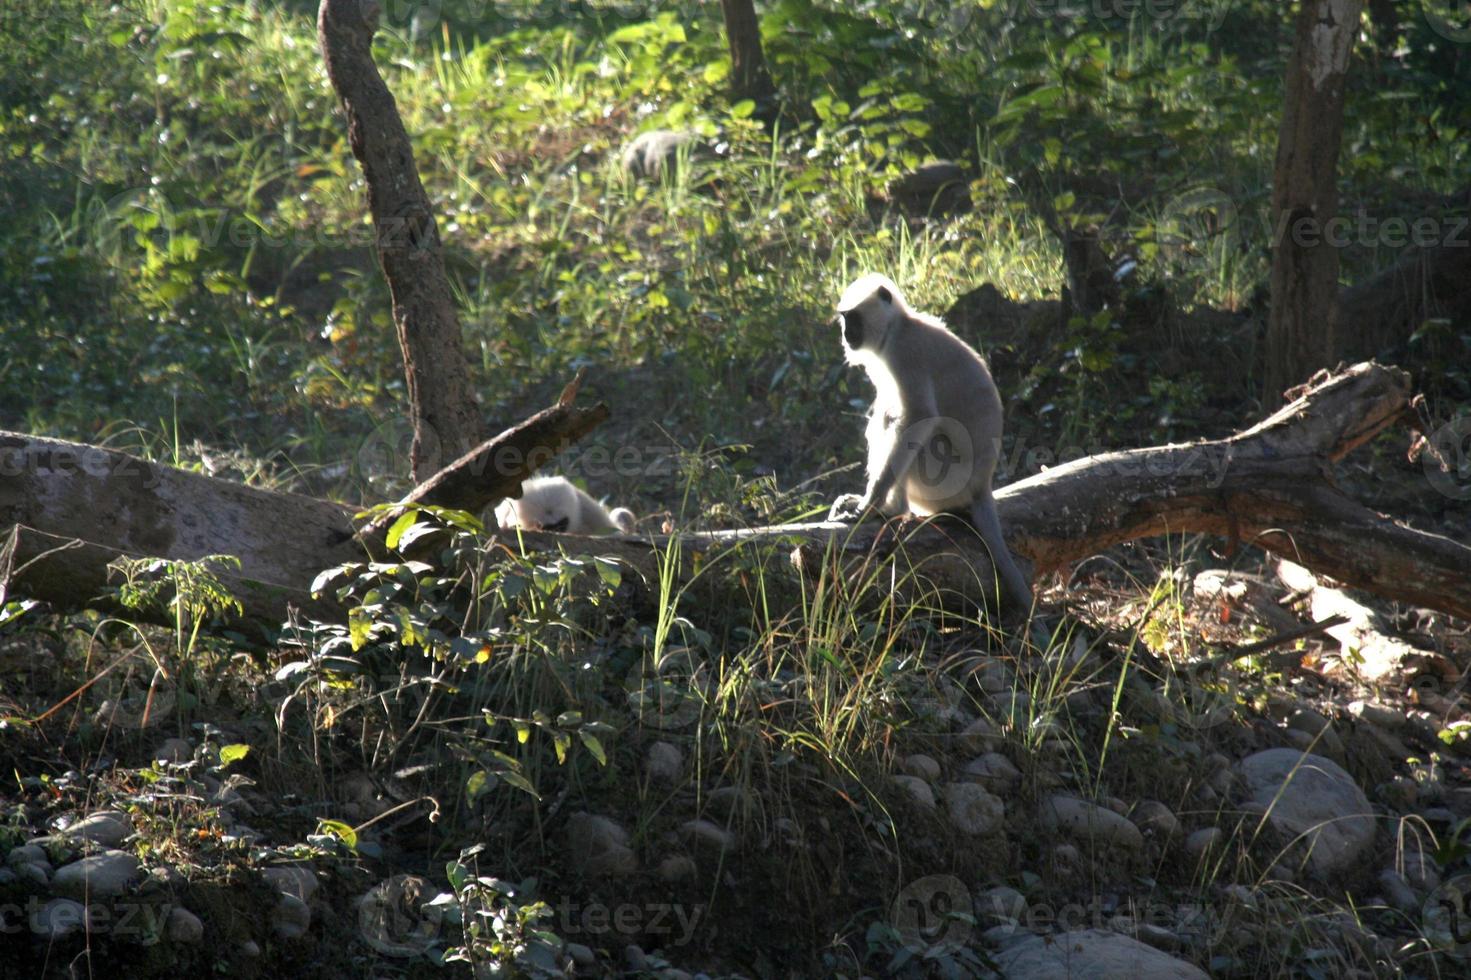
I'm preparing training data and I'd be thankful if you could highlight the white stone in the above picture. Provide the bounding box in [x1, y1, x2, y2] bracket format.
[272, 892, 312, 939]
[645, 741, 683, 783]
[891, 775, 936, 810]
[679, 819, 736, 858]
[1238, 749, 1375, 877]
[960, 753, 1021, 794]
[1186, 827, 1223, 860]
[1131, 801, 1180, 840]
[900, 753, 942, 783]
[64, 810, 134, 848]
[994, 928, 1208, 979]
[166, 906, 204, 944]
[1041, 796, 1144, 851]
[53, 849, 141, 899]
[565, 813, 638, 876]
[152, 738, 194, 765]
[943, 782, 1006, 835]
[30, 898, 87, 940]
[262, 864, 319, 901]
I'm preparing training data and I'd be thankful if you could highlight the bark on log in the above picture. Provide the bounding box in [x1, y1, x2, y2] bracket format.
[3, 363, 1466, 633]
[318, 0, 484, 478]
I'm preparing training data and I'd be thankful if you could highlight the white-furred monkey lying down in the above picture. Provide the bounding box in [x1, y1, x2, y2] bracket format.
[495, 476, 636, 536]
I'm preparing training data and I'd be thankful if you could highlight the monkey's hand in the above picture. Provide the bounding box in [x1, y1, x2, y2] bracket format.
[827, 493, 870, 523]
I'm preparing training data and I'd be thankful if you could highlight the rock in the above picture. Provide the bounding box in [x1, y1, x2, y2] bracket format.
[1347, 700, 1407, 730]
[64, 810, 134, 848]
[166, 906, 204, 944]
[149, 864, 186, 890]
[1238, 749, 1375, 878]
[706, 785, 751, 820]
[15, 862, 49, 887]
[988, 691, 1031, 726]
[1130, 801, 1180, 841]
[956, 717, 1001, 753]
[0, 869, 15, 886]
[657, 854, 696, 883]
[565, 813, 638, 876]
[969, 659, 1015, 694]
[240, 939, 261, 958]
[272, 892, 312, 939]
[53, 849, 141, 899]
[1185, 827, 1223, 860]
[1052, 844, 1080, 867]
[1401, 849, 1441, 893]
[891, 775, 936, 810]
[1377, 869, 1418, 914]
[7, 843, 50, 870]
[1286, 708, 1345, 761]
[943, 782, 1006, 835]
[625, 943, 648, 971]
[262, 865, 319, 902]
[645, 741, 683, 783]
[900, 753, 942, 783]
[152, 738, 194, 765]
[960, 753, 1021, 794]
[889, 161, 971, 215]
[1041, 796, 1144, 851]
[679, 819, 736, 859]
[30, 898, 87, 940]
[993, 928, 1208, 979]
[566, 942, 596, 967]
[1111, 918, 1184, 951]
[620, 129, 698, 180]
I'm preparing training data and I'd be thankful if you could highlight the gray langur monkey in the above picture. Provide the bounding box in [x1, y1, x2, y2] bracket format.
[496, 476, 636, 536]
[827, 273, 1033, 609]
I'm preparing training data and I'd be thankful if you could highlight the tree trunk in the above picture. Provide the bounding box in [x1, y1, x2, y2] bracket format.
[5, 362, 1467, 631]
[1266, 0, 1362, 403]
[719, 0, 776, 107]
[317, 0, 484, 479]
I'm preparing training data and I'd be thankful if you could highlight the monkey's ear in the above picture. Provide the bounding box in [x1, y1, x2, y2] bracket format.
[877, 286, 892, 304]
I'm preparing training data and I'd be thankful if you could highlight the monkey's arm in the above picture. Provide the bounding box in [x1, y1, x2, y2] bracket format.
[830, 413, 940, 521]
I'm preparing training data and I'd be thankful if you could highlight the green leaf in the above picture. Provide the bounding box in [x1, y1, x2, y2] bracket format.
[577, 732, 607, 766]
[384, 511, 418, 550]
[318, 818, 358, 849]
[466, 769, 497, 802]
[218, 743, 251, 768]
[730, 99, 756, 119]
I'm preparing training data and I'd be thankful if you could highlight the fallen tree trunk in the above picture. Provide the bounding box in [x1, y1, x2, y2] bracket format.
[2, 362, 1466, 634]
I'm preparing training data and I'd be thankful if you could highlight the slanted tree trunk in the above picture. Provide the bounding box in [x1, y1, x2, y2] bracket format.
[318, 0, 484, 479]
[1266, 0, 1362, 403]
[719, 0, 776, 108]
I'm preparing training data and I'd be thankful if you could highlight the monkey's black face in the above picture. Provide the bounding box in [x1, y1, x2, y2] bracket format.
[840, 309, 865, 350]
